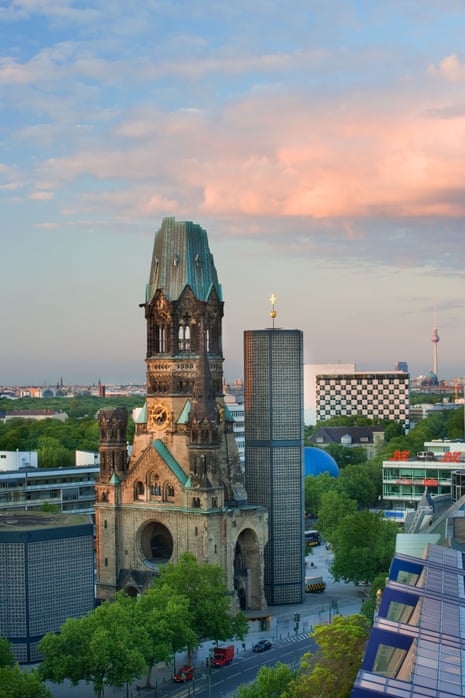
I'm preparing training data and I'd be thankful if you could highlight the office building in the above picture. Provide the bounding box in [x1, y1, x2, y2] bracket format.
[244, 326, 304, 605]
[316, 371, 410, 429]
[95, 218, 268, 610]
[0, 465, 98, 516]
[0, 512, 94, 664]
[382, 443, 465, 511]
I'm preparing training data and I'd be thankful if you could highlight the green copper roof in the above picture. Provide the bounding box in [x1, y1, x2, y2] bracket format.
[134, 403, 147, 424]
[146, 217, 222, 303]
[177, 400, 191, 424]
[152, 439, 188, 485]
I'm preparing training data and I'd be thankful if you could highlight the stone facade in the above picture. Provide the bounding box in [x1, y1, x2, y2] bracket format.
[95, 218, 268, 611]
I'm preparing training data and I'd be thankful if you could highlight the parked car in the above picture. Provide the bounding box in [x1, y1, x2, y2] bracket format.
[173, 665, 194, 682]
[253, 639, 272, 652]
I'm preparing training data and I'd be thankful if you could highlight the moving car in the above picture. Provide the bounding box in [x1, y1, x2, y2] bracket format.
[173, 665, 194, 682]
[253, 639, 272, 652]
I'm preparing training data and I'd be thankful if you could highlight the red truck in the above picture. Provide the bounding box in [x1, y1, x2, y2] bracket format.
[210, 645, 234, 667]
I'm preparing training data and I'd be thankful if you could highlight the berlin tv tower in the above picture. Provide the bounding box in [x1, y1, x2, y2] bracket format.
[431, 308, 440, 377]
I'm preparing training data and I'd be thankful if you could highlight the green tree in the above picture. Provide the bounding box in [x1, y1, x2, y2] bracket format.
[317, 490, 357, 543]
[0, 638, 13, 669]
[129, 586, 197, 688]
[0, 664, 52, 698]
[285, 615, 369, 698]
[330, 510, 397, 584]
[234, 662, 297, 697]
[325, 443, 367, 469]
[305, 472, 339, 518]
[0, 636, 50, 698]
[338, 462, 378, 507]
[154, 552, 248, 645]
[38, 436, 74, 468]
[39, 600, 146, 698]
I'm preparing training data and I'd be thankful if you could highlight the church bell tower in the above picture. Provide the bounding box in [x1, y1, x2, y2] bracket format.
[95, 217, 267, 610]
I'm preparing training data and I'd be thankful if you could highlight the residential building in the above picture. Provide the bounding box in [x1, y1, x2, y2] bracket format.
[0, 511, 94, 664]
[95, 218, 268, 610]
[308, 425, 385, 459]
[316, 371, 410, 429]
[244, 327, 305, 605]
[2, 409, 68, 422]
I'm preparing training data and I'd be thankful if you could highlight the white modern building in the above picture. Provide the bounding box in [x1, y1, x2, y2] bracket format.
[304, 363, 356, 425]
[0, 450, 38, 471]
[224, 398, 245, 465]
[382, 440, 465, 510]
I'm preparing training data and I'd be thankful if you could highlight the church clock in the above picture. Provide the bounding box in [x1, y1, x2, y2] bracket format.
[148, 402, 170, 429]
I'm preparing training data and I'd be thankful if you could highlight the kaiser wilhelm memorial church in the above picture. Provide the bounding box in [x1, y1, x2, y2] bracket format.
[95, 217, 268, 611]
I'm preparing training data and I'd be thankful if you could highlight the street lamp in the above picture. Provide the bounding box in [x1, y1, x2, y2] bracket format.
[294, 612, 300, 667]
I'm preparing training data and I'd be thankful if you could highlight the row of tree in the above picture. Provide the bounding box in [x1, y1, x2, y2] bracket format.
[38, 553, 247, 698]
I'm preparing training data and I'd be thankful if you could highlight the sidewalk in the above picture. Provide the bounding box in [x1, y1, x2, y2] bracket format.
[43, 545, 364, 697]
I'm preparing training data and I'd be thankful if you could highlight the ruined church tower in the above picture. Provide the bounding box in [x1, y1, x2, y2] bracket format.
[95, 217, 267, 610]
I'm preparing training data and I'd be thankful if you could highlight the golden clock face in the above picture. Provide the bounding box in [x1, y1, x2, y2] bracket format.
[149, 402, 170, 428]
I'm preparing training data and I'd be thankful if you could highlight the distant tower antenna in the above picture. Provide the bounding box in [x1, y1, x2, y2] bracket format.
[431, 306, 440, 377]
[269, 293, 277, 329]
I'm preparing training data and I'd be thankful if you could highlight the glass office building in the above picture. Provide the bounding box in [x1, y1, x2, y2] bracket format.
[244, 329, 304, 604]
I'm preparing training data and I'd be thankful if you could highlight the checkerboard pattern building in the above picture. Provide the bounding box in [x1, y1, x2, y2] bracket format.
[316, 371, 409, 429]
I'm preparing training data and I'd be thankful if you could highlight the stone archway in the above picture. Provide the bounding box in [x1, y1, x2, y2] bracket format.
[139, 521, 173, 566]
[234, 528, 262, 610]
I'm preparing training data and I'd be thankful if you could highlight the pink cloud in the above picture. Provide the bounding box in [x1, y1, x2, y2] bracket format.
[427, 54, 465, 83]
[35, 84, 465, 223]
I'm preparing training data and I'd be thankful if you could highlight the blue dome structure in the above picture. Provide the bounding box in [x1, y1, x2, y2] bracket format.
[304, 447, 339, 478]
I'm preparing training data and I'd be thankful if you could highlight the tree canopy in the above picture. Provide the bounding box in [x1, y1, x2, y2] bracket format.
[285, 614, 369, 698]
[39, 598, 146, 698]
[330, 510, 397, 584]
[234, 662, 297, 698]
[153, 552, 249, 644]
[0, 636, 51, 698]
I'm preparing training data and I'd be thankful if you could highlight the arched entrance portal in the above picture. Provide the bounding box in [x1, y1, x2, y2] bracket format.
[139, 521, 173, 566]
[234, 528, 261, 610]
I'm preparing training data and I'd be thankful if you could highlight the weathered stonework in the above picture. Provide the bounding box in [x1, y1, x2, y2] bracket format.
[95, 218, 268, 610]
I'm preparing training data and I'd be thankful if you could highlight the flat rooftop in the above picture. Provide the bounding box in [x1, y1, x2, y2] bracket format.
[0, 511, 91, 531]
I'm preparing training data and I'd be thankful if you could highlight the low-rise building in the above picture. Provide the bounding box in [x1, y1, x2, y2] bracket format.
[0, 465, 98, 516]
[0, 511, 95, 663]
[382, 447, 465, 510]
[308, 426, 385, 460]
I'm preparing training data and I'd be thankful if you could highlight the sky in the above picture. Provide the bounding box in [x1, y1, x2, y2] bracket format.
[1, 0, 464, 387]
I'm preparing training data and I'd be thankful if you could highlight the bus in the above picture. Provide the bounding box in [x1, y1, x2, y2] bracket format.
[304, 530, 321, 547]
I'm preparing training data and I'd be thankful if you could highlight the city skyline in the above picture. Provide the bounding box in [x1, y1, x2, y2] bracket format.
[1, 2, 464, 386]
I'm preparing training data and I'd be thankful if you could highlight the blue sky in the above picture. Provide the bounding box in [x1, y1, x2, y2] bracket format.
[1, 0, 464, 386]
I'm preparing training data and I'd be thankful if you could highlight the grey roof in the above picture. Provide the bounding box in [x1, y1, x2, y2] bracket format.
[146, 217, 222, 303]
[309, 426, 384, 445]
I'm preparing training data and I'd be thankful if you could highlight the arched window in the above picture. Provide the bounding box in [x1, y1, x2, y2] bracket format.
[135, 481, 144, 500]
[178, 324, 191, 352]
